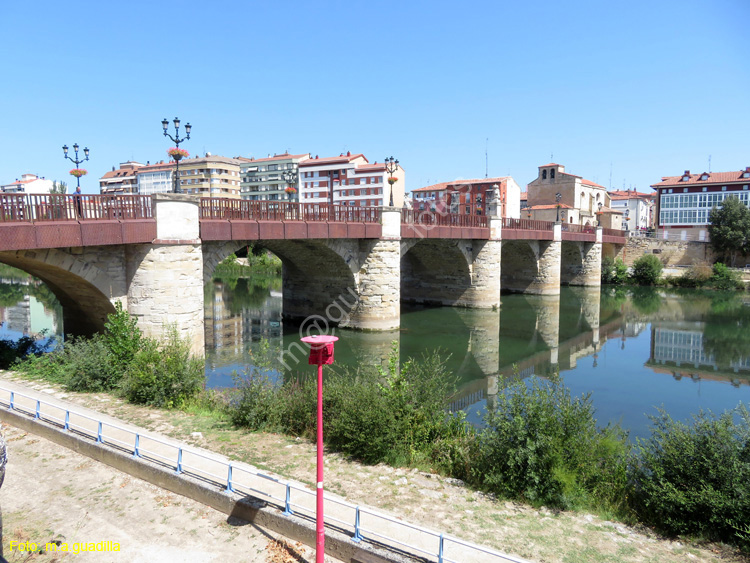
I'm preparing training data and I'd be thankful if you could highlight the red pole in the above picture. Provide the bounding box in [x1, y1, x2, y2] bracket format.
[316, 361, 325, 563]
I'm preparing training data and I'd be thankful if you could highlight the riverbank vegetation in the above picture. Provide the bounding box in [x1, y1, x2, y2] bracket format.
[213, 245, 282, 279]
[602, 256, 746, 290]
[3, 306, 750, 553]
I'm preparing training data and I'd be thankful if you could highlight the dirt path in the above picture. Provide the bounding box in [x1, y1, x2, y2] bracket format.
[0, 372, 746, 563]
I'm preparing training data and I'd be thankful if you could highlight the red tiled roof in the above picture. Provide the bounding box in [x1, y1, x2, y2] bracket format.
[651, 170, 750, 188]
[608, 189, 652, 199]
[412, 182, 451, 193]
[299, 154, 367, 167]
[245, 153, 310, 163]
[528, 204, 574, 210]
[353, 163, 387, 172]
[540, 163, 561, 168]
[413, 177, 510, 193]
[580, 178, 606, 188]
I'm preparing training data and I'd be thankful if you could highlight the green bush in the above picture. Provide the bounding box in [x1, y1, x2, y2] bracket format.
[709, 263, 744, 290]
[325, 348, 460, 466]
[15, 335, 117, 391]
[629, 254, 663, 285]
[472, 375, 629, 510]
[671, 262, 713, 288]
[228, 368, 282, 430]
[103, 301, 143, 374]
[630, 405, 750, 547]
[601, 257, 629, 285]
[120, 328, 204, 408]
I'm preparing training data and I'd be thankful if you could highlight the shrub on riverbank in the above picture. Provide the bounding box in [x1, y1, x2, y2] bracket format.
[671, 262, 744, 290]
[601, 256, 628, 285]
[14, 307, 203, 407]
[629, 254, 663, 285]
[229, 345, 467, 467]
[121, 328, 204, 408]
[471, 376, 629, 511]
[629, 405, 750, 550]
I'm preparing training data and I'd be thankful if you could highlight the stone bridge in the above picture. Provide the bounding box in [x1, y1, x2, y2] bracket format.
[0, 193, 626, 355]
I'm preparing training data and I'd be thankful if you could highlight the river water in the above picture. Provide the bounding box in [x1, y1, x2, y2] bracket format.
[2, 272, 750, 439]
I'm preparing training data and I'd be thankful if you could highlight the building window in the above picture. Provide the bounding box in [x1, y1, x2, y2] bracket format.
[550, 169, 555, 179]
[542, 170, 547, 179]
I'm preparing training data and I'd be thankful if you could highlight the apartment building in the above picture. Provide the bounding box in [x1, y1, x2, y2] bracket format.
[298, 152, 405, 207]
[99, 162, 144, 195]
[177, 154, 249, 198]
[607, 189, 654, 232]
[240, 152, 310, 201]
[411, 177, 521, 218]
[1, 173, 54, 194]
[136, 161, 175, 196]
[651, 167, 750, 241]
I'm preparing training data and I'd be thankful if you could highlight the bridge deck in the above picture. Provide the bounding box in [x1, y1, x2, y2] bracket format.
[0, 194, 627, 249]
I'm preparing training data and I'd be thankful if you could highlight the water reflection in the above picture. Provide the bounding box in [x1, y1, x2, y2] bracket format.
[202, 276, 750, 437]
[0, 272, 62, 341]
[1, 266, 748, 439]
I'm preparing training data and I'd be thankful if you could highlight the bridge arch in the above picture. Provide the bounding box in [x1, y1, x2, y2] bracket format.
[203, 240, 360, 327]
[400, 239, 473, 306]
[0, 248, 122, 336]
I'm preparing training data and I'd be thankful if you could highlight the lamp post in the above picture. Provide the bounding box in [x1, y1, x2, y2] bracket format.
[555, 192, 562, 222]
[162, 117, 191, 194]
[282, 169, 298, 201]
[384, 156, 399, 207]
[300, 334, 339, 563]
[597, 202, 603, 226]
[476, 194, 482, 215]
[62, 143, 90, 191]
[624, 209, 630, 234]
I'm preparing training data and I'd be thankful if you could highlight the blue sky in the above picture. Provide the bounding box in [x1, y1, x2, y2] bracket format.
[1, 0, 748, 194]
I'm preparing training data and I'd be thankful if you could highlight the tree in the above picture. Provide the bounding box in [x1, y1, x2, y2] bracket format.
[708, 196, 750, 266]
[49, 181, 67, 194]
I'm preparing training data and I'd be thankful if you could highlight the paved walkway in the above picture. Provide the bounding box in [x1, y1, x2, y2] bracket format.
[0, 377, 519, 563]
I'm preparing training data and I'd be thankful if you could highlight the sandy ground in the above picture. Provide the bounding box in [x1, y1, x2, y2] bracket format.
[0, 372, 747, 563]
[0, 423, 332, 563]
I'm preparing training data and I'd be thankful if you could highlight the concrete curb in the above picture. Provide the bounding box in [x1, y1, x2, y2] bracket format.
[0, 407, 421, 563]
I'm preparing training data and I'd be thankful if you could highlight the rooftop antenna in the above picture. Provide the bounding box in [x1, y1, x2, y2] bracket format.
[708, 155, 711, 172]
[484, 137, 490, 178]
[609, 162, 613, 189]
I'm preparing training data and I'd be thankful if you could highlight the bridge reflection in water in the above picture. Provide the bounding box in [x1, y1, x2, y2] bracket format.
[203, 279, 618, 414]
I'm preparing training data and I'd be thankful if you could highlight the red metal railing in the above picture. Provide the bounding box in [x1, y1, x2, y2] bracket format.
[502, 217, 555, 231]
[402, 208, 489, 228]
[0, 194, 153, 222]
[602, 227, 627, 238]
[561, 223, 597, 234]
[200, 199, 381, 223]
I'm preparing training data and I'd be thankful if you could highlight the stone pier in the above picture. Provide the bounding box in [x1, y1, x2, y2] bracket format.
[126, 194, 205, 356]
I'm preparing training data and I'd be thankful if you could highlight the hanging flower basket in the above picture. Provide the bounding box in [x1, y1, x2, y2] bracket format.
[388, 177, 398, 185]
[167, 147, 189, 161]
[69, 168, 88, 178]
[285, 186, 297, 194]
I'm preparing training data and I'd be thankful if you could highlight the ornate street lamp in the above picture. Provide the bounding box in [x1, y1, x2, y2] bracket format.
[62, 143, 90, 191]
[162, 117, 191, 194]
[384, 156, 399, 207]
[597, 201, 603, 226]
[624, 209, 630, 233]
[283, 169, 298, 201]
[555, 192, 562, 222]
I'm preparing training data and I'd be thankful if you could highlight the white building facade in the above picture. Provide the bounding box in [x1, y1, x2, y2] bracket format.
[1, 173, 55, 194]
[240, 152, 310, 202]
[298, 152, 405, 207]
